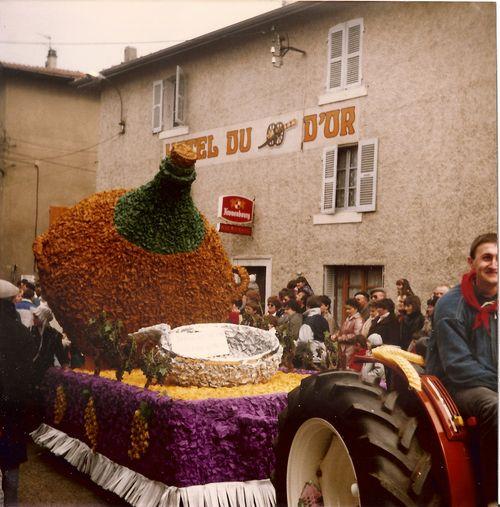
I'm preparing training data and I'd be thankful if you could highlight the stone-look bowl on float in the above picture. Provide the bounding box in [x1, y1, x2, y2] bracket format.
[130, 323, 283, 388]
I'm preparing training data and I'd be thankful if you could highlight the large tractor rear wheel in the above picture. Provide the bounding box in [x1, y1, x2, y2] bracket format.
[273, 371, 442, 506]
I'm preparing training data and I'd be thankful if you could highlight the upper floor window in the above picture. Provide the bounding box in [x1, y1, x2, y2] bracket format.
[321, 139, 378, 214]
[152, 65, 186, 134]
[327, 19, 363, 92]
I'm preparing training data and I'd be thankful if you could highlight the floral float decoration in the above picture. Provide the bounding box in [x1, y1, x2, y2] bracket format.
[33, 144, 249, 355]
[53, 384, 67, 425]
[83, 392, 98, 450]
[128, 401, 151, 460]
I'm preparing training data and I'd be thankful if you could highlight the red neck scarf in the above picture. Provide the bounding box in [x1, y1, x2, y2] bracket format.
[461, 270, 497, 334]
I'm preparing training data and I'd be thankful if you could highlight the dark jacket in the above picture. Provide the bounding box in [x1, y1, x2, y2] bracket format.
[426, 284, 497, 394]
[303, 313, 330, 342]
[400, 312, 425, 350]
[30, 325, 70, 383]
[368, 313, 400, 346]
[0, 299, 36, 469]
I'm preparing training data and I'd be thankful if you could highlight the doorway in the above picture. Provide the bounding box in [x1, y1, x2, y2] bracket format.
[231, 257, 272, 303]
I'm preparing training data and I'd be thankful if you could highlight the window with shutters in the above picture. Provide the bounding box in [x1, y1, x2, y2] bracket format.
[324, 265, 384, 324]
[151, 65, 187, 135]
[327, 19, 363, 92]
[321, 138, 378, 215]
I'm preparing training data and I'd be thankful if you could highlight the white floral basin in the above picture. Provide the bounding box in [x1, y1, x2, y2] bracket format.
[130, 323, 283, 387]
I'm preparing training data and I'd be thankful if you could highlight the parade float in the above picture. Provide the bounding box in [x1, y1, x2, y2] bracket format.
[32, 145, 308, 507]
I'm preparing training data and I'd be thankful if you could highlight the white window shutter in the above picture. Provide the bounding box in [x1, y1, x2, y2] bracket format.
[356, 138, 378, 212]
[164, 79, 175, 129]
[323, 266, 335, 301]
[174, 65, 185, 126]
[346, 19, 363, 87]
[152, 80, 163, 133]
[321, 146, 338, 214]
[327, 25, 344, 91]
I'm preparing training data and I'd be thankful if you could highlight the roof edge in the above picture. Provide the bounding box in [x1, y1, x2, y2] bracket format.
[75, 1, 323, 87]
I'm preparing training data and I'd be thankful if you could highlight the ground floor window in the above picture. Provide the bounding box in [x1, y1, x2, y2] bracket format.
[324, 265, 384, 323]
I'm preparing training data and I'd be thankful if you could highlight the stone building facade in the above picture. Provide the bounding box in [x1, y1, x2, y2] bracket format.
[0, 60, 100, 281]
[89, 2, 496, 321]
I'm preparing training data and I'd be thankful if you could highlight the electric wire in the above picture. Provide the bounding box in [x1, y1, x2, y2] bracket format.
[5, 132, 119, 161]
[7, 136, 98, 154]
[38, 133, 120, 161]
[0, 40, 186, 46]
[3, 153, 97, 173]
[3, 155, 96, 179]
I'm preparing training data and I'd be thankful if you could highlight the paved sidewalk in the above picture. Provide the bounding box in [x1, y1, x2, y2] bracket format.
[17, 442, 128, 506]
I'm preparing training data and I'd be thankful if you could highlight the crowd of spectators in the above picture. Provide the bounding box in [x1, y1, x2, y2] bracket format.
[229, 274, 450, 381]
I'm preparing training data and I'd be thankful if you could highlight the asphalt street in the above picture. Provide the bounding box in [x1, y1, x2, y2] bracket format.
[17, 442, 128, 506]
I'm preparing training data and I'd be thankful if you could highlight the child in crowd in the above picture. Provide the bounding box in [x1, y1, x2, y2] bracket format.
[241, 300, 265, 328]
[360, 333, 385, 385]
[228, 300, 242, 325]
[347, 334, 368, 371]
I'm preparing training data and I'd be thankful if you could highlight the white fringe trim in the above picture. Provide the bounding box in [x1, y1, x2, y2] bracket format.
[30, 424, 276, 507]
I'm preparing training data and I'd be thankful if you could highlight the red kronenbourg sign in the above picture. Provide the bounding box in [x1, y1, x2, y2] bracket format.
[217, 195, 254, 224]
[217, 195, 254, 236]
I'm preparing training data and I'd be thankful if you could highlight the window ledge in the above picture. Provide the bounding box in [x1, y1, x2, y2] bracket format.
[313, 211, 362, 224]
[318, 85, 367, 106]
[158, 125, 190, 140]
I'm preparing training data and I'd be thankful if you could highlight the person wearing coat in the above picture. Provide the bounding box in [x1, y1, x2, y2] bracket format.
[0, 280, 36, 506]
[361, 333, 385, 384]
[335, 298, 363, 370]
[368, 298, 401, 346]
[30, 304, 70, 384]
[400, 295, 425, 350]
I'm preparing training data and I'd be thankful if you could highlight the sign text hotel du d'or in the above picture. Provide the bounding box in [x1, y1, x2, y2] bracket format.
[164, 105, 357, 166]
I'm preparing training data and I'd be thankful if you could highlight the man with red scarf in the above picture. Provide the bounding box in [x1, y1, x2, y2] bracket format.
[426, 233, 497, 505]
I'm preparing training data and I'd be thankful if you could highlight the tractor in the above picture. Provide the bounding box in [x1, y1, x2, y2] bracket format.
[273, 345, 482, 506]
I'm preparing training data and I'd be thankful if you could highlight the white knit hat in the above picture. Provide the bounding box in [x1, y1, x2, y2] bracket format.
[367, 333, 383, 347]
[0, 280, 19, 299]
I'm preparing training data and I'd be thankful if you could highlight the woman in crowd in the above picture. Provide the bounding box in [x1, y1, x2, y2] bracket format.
[400, 295, 425, 350]
[368, 298, 400, 346]
[319, 295, 337, 336]
[335, 298, 363, 370]
[395, 278, 414, 319]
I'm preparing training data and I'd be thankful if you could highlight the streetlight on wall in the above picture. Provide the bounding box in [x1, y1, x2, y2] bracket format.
[87, 72, 126, 135]
[270, 26, 306, 68]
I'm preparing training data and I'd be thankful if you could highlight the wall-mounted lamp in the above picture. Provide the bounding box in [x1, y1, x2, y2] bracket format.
[87, 72, 126, 135]
[270, 26, 305, 68]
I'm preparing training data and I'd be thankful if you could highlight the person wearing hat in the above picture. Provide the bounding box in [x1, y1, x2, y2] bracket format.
[30, 305, 69, 384]
[360, 333, 385, 384]
[0, 280, 36, 506]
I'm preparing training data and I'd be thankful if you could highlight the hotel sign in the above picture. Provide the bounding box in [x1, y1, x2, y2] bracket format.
[164, 103, 358, 167]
